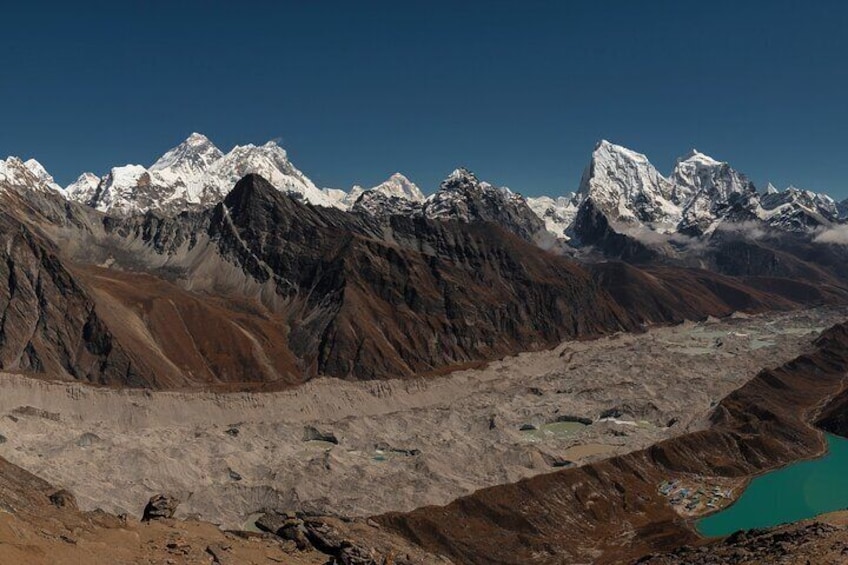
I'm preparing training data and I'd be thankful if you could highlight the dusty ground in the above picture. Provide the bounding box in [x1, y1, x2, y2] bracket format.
[0, 510, 329, 565]
[0, 308, 841, 530]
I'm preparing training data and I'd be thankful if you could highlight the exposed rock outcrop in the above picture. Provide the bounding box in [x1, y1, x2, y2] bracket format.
[142, 494, 180, 522]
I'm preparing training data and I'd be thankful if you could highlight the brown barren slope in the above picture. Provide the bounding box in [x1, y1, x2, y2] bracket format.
[72, 265, 302, 390]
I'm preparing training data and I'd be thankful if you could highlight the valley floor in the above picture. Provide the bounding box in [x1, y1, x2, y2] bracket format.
[0, 308, 842, 531]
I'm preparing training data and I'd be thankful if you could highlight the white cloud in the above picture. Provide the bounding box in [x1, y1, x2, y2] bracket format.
[814, 224, 848, 245]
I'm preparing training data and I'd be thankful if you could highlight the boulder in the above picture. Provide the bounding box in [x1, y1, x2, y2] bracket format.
[303, 426, 338, 444]
[554, 415, 593, 425]
[48, 489, 78, 510]
[76, 432, 101, 447]
[374, 442, 420, 457]
[141, 494, 179, 522]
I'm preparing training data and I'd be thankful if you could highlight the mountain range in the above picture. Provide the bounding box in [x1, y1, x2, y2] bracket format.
[10, 133, 846, 253]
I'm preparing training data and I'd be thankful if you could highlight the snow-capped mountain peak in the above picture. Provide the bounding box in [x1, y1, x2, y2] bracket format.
[338, 173, 424, 214]
[65, 133, 336, 214]
[677, 149, 721, 167]
[444, 167, 478, 185]
[209, 141, 332, 208]
[527, 194, 579, 241]
[23, 158, 62, 191]
[65, 172, 101, 202]
[371, 172, 424, 202]
[671, 149, 752, 198]
[420, 168, 545, 241]
[672, 148, 756, 235]
[150, 132, 223, 173]
[758, 184, 840, 231]
[577, 140, 679, 230]
[0, 156, 61, 193]
[0, 157, 33, 188]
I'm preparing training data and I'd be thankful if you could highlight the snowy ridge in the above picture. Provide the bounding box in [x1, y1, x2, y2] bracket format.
[549, 140, 842, 243]
[66, 172, 101, 202]
[758, 186, 840, 232]
[370, 173, 425, 202]
[23, 159, 62, 191]
[421, 168, 545, 241]
[0, 157, 60, 193]
[65, 133, 334, 215]
[527, 195, 579, 240]
[4, 134, 845, 244]
[672, 150, 757, 235]
[338, 173, 424, 215]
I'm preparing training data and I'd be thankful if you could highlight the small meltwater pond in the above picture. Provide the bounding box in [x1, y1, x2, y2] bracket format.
[697, 433, 848, 537]
[522, 421, 587, 441]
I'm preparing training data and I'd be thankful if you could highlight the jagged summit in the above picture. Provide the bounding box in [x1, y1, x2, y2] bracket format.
[373, 172, 425, 202]
[592, 139, 654, 165]
[677, 149, 722, 167]
[347, 172, 425, 217]
[150, 132, 223, 172]
[577, 139, 679, 229]
[422, 167, 545, 242]
[445, 167, 477, 184]
[65, 132, 333, 215]
[23, 159, 62, 191]
[0, 156, 60, 192]
[563, 139, 845, 242]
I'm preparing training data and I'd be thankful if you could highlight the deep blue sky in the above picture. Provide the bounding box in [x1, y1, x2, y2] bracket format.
[1, 0, 847, 197]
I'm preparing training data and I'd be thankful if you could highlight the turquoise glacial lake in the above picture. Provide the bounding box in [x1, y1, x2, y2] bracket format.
[697, 433, 848, 537]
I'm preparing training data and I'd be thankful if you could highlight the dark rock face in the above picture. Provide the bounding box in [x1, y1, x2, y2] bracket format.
[570, 198, 657, 262]
[351, 190, 421, 219]
[303, 519, 380, 564]
[93, 174, 642, 384]
[422, 168, 546, 243]
[255, 512, 311, 549]
[141, 494, 180, 521]
[554, 415, 593, 425]
[0, 203, 140, 385]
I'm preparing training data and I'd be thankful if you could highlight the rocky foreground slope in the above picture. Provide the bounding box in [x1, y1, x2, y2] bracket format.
[0, 452, 433, 565]
[636, 517, 848, 565]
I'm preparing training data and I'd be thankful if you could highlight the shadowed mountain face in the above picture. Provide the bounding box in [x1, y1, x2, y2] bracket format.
[0, 207, 139, 385]
[0, 173, 842, 390]
[91, 175, 645, 383]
